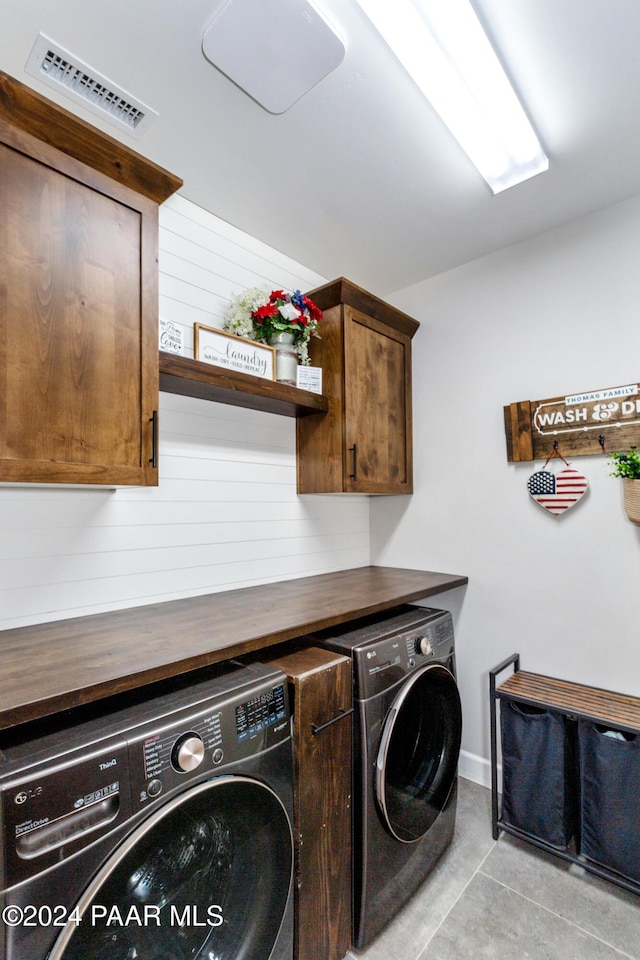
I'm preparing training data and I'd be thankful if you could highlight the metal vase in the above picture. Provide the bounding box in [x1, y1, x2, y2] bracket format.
[269, 332, 298, 385]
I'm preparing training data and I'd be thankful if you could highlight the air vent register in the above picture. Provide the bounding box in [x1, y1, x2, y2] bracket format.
[25, 33, 158, 138]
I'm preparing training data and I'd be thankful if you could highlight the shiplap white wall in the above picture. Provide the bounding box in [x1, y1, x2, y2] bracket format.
[0, 195, 370, 631]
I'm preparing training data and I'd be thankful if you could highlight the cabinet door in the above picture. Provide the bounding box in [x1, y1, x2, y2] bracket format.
[0, 126, 158, 485]
[343, 306, 413, 494]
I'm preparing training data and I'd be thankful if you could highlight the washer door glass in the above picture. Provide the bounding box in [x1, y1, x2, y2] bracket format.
[49, 776, 292, 960]
[376, 664, 462, 843]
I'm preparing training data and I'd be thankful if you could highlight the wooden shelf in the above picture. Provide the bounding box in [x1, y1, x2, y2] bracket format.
[497, 670, 640, 733]
[159, 352, 329, 418]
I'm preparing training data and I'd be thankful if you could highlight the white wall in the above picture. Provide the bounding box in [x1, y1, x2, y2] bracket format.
[372, 195, 640, 785]
[0, 195, 370, 631]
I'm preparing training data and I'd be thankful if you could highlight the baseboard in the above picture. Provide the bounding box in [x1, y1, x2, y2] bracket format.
[459, 749, 501, 791]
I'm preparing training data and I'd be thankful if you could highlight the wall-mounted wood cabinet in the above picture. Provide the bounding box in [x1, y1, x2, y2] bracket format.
[297, 278, 419, 494]
[0, 72, 181, 485]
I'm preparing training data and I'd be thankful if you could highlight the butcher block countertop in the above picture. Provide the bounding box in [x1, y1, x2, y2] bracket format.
[0, 566, 467, 730]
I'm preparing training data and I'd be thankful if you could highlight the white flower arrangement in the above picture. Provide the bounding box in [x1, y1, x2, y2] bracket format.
[223, 287, 271, 340]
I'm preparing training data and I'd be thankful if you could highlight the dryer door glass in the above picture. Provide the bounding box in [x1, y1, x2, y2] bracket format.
[48, 776, 293, 960]
[376, 664, 462, 843]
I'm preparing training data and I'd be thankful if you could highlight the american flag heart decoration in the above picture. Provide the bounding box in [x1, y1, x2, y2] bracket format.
[527, 466, 589, 516]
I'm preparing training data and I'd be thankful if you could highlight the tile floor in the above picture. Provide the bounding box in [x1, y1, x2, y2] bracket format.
[347, 777, 640, 960]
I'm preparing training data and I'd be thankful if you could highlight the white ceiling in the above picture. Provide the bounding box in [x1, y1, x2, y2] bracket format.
[2, 0, 640, 295]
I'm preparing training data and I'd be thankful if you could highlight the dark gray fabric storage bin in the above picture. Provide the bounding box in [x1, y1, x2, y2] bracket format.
[578, 718, 640, 884]
[500, 698, 577, 850]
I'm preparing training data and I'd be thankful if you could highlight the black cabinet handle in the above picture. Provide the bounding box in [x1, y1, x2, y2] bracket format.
[311, 707, 354, 737]
[149, 410, 158, 468]
[349, 443, 357, 480]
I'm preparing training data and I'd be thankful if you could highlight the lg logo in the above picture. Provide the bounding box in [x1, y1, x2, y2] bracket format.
[14, 786, 43, 804]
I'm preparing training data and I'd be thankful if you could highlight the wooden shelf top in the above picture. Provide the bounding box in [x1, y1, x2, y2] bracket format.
[307, 278, 420, 339]
[0, 566, 467, 730]
[159, 352, 328, 418]
[498, 670, 640, 732]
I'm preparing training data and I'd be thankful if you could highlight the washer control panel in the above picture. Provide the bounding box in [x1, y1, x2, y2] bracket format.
[0, 661, 290, 887]
[141, 711, 221, 784]
[0, 738, 130, 887]
[235, 684, 287, 742]
[171, 732, 206, 772]
[128, 677, 289, 810]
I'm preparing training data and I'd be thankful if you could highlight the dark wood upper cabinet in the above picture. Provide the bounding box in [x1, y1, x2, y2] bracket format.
[297, 278, 419, 494]
[0, 71, 181, 485]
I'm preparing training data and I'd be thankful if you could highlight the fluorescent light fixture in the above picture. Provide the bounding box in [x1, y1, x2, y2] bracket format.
[353, 0, 549, 193]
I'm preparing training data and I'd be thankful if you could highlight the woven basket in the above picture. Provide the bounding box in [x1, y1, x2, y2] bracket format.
[623, 478, 640, 525]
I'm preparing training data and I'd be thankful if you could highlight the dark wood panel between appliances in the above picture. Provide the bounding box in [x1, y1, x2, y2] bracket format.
[264, 647, 352, 960]
[0, 567, 467, 730]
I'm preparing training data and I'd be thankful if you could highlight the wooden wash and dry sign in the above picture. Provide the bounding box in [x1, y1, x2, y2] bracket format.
[504, 381, 640, 461]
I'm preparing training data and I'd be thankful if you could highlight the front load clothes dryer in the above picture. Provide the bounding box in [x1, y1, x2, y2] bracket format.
[314, 604, 462, 950]
[0, 660, 294, 960]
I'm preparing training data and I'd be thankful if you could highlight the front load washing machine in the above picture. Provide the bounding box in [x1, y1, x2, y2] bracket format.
[315, 604, 462, 949]
[0, 660, 294, 960]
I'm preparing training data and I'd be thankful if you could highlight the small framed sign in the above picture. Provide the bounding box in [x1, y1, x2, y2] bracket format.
[296, 365, 323, 394]
[159, 318, 184, 355]
[194, 324, 275, 380]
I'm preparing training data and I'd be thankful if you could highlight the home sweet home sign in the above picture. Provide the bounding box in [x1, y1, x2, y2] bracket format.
[504, 381, 640, 461]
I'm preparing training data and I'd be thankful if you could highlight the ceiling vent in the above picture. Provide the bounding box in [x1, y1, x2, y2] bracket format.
[25, 33, 158, 138]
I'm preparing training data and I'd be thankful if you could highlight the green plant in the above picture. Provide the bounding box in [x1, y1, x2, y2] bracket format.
[608, 448, 640, 479]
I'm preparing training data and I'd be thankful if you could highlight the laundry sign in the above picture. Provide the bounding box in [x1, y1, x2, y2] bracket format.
[504, 380, 640, 462]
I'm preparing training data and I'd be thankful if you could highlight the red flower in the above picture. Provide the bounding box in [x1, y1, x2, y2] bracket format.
[303, 295, 323, 321]
[253, 304, 278, 321]
[270, 290, 287, 302]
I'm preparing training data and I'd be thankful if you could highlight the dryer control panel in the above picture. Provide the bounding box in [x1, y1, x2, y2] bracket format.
[405, 613, 455, 662]
[317, 606, 455, 700]
[359, 614, 455, 699]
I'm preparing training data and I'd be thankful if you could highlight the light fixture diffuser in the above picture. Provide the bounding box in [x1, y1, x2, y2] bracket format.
[354, 0, 548, 193]
[202, 0, 345, 114]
